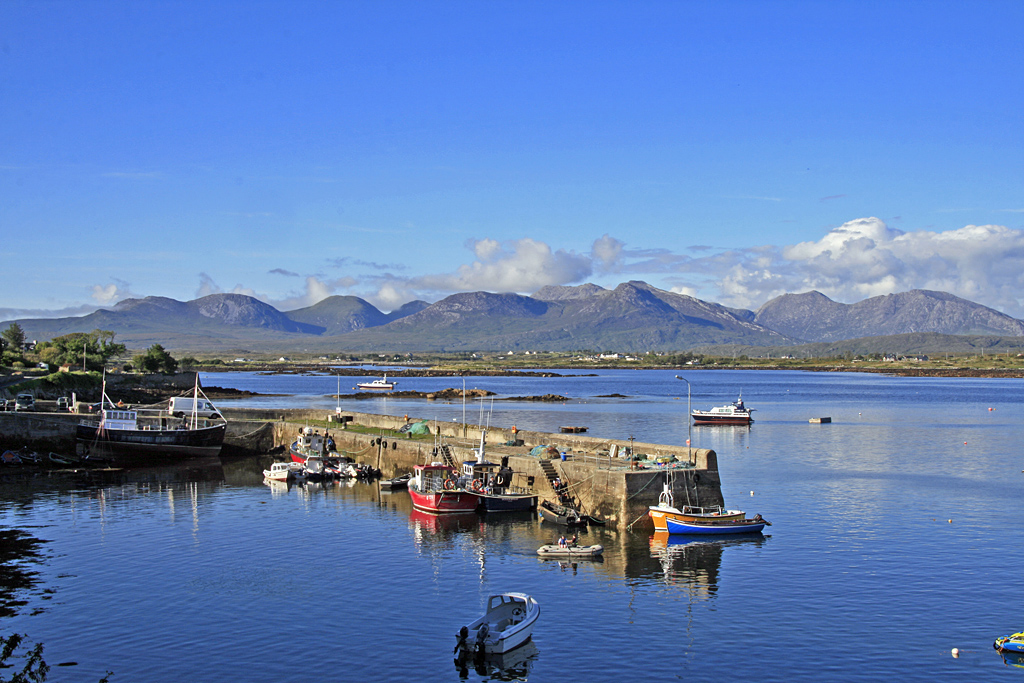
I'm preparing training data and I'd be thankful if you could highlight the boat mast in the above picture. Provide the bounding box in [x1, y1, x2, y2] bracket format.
[191, 373, 199, 429]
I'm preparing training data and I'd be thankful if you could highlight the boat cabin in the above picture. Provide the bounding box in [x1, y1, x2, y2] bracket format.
[460, 458, 515, 492]
[99, 408, 138, 431]
[412, 463, 456, 492]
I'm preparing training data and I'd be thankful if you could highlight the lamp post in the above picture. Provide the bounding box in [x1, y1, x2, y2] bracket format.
[675, 375, 692, 465]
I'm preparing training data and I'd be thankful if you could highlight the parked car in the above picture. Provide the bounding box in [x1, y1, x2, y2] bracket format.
[14, 394, 35, 411]
[56, 397, 70, 411]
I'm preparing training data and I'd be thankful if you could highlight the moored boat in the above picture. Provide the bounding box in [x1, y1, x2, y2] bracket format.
[408, 463, 479, 513]
[691, 394, 755, 425]
[76, 376, 226, 461]
[459, 435, 537, 512]
[263, 462, 296, 482]
[649, 484, 746, 532]
[455, 593, 540, 655]
[664, 514, 769, 535]
[539, 499, 587, 526]
[380, 472, 412, 490]
[356, 375, 396, 391]
[289, 427, 336, 463]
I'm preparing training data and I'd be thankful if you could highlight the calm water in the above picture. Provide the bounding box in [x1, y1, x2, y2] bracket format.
[2, 369, 1023, 682]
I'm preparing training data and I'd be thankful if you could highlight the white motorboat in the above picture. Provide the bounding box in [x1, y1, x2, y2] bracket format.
[691, 394, 755, 425]
[263, 462, 295, 482]
[455, 593, 539, 655]
[356, 375, 396, 391]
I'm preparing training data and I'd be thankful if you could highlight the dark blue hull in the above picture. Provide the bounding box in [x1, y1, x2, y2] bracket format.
[665, 517, 765, 535]
[478, 493, 538, 512]
[76, 422, 226, 461]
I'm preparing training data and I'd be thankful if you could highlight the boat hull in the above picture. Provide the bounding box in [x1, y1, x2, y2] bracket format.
[76, 422, 226, 460]
[536, 544, 604, 558]
[648, 505, 746, 531]
[458, 593, 540, 655]
[539, 500, 587, 526]
[664, 517, 766, 535]
[408, 485, 479, 513]
[691, 414, 753, 425]
[477, 492, 538, 512]
[995, 633, 1024, 653]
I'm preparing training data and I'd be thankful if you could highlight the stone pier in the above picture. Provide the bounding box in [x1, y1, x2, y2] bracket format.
[0, 406, 725, 531]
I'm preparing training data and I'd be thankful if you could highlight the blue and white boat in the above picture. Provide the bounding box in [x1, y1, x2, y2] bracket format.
[455, 593, 540, 655]
[664, 514, 769, 535]
[995, 632, 1024, 653]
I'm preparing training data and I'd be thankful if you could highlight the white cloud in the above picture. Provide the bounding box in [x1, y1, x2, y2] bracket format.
[195, 273, 258, 300]
[677, 217, 1024, 317]
[90, 279, 136, 305]
[271, 276, 358, 311]
[410, 238, 592, 295]
[591, 234, 625, 273]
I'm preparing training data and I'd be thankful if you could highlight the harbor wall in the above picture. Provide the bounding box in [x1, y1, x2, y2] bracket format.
[223, 407, 724, 530]
[0, 407, 724, 530]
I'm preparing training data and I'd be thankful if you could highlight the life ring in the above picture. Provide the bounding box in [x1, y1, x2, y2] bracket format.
[443, 479, 455, 490]
[511, 607, 524, 617]
[472, 479, 482, 489]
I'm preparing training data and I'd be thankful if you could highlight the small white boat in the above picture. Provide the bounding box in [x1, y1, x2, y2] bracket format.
[356, 375, 396, 391]
[455, 593, 539, 655]
[536, 544, 604, 558]
[263, 461, 306, 482]
[263, 462, 292, 482]
[691, 394, 755, 425]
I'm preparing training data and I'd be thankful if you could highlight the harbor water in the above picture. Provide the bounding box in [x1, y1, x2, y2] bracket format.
[2, 369, 1023, 681]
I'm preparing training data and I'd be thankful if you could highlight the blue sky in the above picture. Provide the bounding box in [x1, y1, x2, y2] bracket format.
[3, 0, 1023, 319]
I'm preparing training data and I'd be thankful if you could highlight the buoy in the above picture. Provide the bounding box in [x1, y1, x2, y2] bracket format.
[964, 442, 967, 445]
[750, 491, 754, 496]
[948, 519, 953, 523]
[951, 648, 959, 658]
[989, 407, 994, 411]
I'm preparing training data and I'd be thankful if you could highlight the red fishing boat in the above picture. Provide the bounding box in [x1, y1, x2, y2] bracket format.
[407, 463, 479, 513]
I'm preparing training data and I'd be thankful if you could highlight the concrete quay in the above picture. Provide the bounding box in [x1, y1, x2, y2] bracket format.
[0, 406, 725, 531]
[221, 407, 725, 530]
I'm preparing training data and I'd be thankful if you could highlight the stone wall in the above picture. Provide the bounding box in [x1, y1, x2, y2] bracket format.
[0, 406, 726, 530]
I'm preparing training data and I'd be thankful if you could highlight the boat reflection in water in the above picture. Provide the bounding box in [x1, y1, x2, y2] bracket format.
[454, 640, 539, 681]
[1000, 651, 1024, 669]
[409, 508, 481, 536]
[646, 532, 769, 594]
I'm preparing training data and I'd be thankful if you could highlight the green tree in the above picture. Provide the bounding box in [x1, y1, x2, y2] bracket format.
[1, 323, 26, 353]
[132, 344, 178, 374]
[36, 330, 126, 370]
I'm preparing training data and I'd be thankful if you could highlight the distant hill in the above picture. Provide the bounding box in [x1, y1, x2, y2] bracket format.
[283, 296, 428, 335]
[8, 294, 322, 348]
[284, 296, 387, 334]
[331, 281, 791, 352]
[4, 282, 1024, 354]
[755, 290, 1024, 342]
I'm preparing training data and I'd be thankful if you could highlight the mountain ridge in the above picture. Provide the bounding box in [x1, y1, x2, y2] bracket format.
[4, 283, 1023, 353]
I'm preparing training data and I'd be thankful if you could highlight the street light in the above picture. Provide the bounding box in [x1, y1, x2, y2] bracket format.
[675, 375, 692, 465]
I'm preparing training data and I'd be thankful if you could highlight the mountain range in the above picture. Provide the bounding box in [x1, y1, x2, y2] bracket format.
[6, 281, 1024, 354]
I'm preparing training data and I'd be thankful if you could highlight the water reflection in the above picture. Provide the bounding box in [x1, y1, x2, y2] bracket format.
[410, 509, 483, 536]
[0, 528, 48, 618]
[636, 532, 769, 594]
[454, 641, 538, 681]
[999, 651, 1024, 669]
